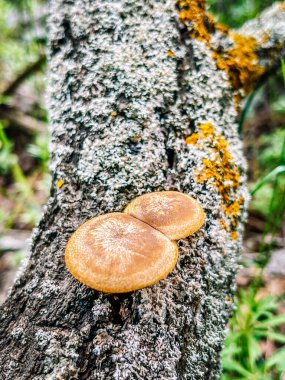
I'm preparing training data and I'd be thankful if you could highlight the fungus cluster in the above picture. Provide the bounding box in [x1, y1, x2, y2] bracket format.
[65, 191, 205, 293]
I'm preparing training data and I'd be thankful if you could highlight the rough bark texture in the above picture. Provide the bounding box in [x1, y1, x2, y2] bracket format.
[1, 1, 285, 379]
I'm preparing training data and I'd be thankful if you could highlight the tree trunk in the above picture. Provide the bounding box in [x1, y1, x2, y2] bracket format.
[1, 1, 285, 379]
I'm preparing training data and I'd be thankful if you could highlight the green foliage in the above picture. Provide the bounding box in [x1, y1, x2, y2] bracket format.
[0, 122, 32, 196]
[0, 0, 48, 231]
[250, 66, 285, 270]
[27, 132, 49, 172]
[0, 121, 14, 175]
[9, 250, 26, 266]
[0, 122, 49, 229]
[208, 0, 275, 28]
[259, 129, 285, 170]
[4, 0, 32, 9]
[271, 94, 285, 114]
[222, 291, 285, 379]
[0, 0, 46, 86]
[250, 128, 285, 216]
[281, 60, 285, 87]
[220, 11, 285, 380]
[250, 165, 285, 197]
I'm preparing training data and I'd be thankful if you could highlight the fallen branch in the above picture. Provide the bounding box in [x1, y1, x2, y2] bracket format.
[0, 105, 46, 135]
[1, 54, 46, 97]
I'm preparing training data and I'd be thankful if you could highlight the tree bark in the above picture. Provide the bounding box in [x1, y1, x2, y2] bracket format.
[1, 1, 285, 379]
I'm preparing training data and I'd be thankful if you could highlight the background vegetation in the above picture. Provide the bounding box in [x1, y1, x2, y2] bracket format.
[0, 0, 284, 378]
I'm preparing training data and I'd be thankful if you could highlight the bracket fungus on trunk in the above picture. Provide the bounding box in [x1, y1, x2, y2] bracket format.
[65, 191, 205, 293]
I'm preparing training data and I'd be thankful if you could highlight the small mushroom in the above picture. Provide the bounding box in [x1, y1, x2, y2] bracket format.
[124, 191, 205, 240]
[65, 213, 178, 293]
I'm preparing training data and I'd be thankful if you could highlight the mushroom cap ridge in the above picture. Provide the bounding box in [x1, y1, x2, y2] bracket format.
[65, 212, 178, 293]
[124, 191, 205, 240]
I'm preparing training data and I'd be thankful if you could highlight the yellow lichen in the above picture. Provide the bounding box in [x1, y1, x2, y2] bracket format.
[218, 218, 227, 230]
[178, 0, 216, 44]
[185, 134, 199, 145]
[167, 49, 174, 57]
[56, 179, 65, 188]
[199, 122, 215, 136]
[177, 0, 266, 96]
[224, 201, 241, 219]
[186, 122, 244, 239]
[110, 111, 117, 117]
[130, 135, 141, 143]
[185, 122, 214, 145]
[212, 33, 265, 94]
[262, 33, 270, 44]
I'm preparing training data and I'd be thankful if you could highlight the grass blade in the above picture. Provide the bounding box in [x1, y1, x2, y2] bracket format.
[250, 165, 285, 196]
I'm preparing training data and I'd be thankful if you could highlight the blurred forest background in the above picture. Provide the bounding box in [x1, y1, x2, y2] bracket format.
[0, 0, 284, 378]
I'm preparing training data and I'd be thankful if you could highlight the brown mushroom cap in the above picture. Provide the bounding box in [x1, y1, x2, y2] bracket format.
[124, 191, 205, 240]
[65, 213, 178, 293]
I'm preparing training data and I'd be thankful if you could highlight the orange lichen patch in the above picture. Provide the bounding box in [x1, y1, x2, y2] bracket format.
[215, 22, 229, 35]
[189, 126, 240, 201]
[177, 1, 266, 96]
[167, 49, 174, 57]
[177, 0, 215, 44]
[185, 122, 214, 145]
[213, 33, 265, 94]
[199, 122, 215, 136]
[198, 156, 240, 204]
[186, 123, 243, 238]
[177, 0, 228, 44]
[185, 134, 199, 145]
[124, 191, 205, 240]
[110, 111, 117, 117]
[130, 135, 141, 143]
[224, 197, 244, 236]
[218, 218, 227, 230]
[262, 33, 270, 44]
[65, 213, 178, 293]
[224, 201, 241, 219]
[55, 179, 64, 188]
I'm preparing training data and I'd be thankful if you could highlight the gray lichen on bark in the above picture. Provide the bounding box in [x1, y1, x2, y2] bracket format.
[1, 1, 285, 379]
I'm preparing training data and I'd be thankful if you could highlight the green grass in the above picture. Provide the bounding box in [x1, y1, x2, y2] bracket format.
[222, 291, 285, 380]
[0, 122, 50, 230]
[221, 56, 285, 380]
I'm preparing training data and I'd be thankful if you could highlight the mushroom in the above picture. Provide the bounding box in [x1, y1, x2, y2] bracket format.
[65, 192, 205, 293]
[124, 191, 205, 240]
[65, 213, 178, 293]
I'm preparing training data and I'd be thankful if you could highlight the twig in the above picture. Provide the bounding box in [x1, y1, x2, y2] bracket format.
[1, 54, 46, 97]
[0, 105, 46, 135]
